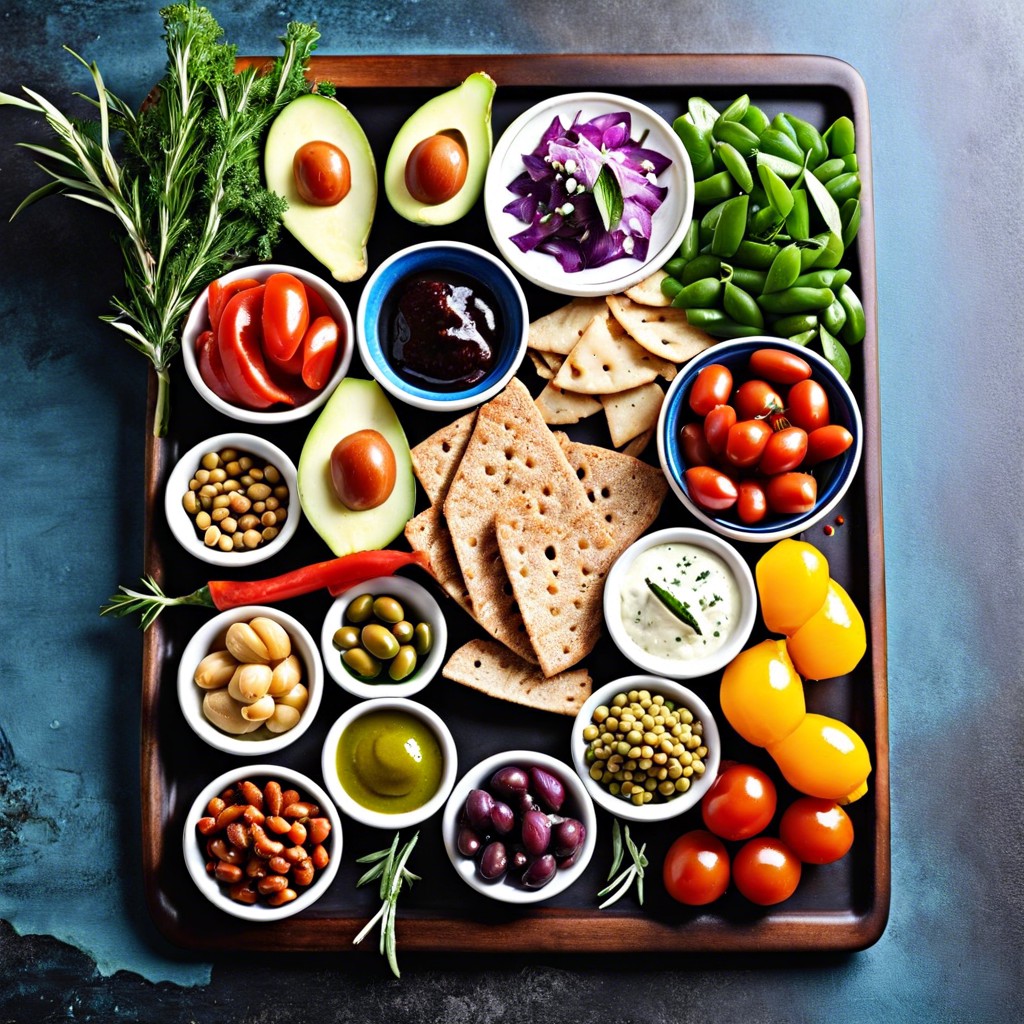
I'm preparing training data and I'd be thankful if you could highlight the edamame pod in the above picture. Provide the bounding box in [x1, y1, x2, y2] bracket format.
[757, 286, 836, 315]
[713, 117, 760, 156]
[660, 275, 684, 301]
[718, 141, 754, 192]
[749, 205, 784, 238]
[694, 170, 736, 204]
[787, 328, 819, 347]
[664, 256, 689, 278]
[721, 263, 768, 292]
[724, 281, 765, 328]
[720, 94, 750, 122]
[838, 283, 866, 344]
[688, 97, 720, 133]
[786, 189, 810, 239]
[825, 172, 861, 203]
[824, 115, 856, 157]
[741, 103, 770, 135]
[819, 325, 852, 380]
[758, 127, 805, 165]
[805, 231, 844, 269]
[680, 253, 723, 284]
[673, 116, 716, 180]
[840, 199, 861, 248]
[711, 194, 749, 257]
[763, 244, 803, 293]
[732, 239, 781, 269]
[793, 268, 851, 289]
[685, 308, 765, 339]
[680, 219, 701, 261]
[670, 276, 722, 309]
[813, 157, 846, 184]
[772, 313, 819, 336]
[822, 297, 848, 335]
[782, 113, 828, 169]
[771, 112, 800, 145]
[758, 163, 794, 218]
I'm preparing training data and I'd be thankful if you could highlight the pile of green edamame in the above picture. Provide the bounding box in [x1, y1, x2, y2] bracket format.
[663, 95, 867, 379]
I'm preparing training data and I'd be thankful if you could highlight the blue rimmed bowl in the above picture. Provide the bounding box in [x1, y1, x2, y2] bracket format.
[657, 337, 863, 544]
[355, 241, 529, 413]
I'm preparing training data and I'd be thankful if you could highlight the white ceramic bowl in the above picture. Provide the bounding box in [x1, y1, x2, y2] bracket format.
[181, 262, 353, 424]
[355, 241, 529, 413]
[602, 527, 757, 680]
[484, 92, 694, 297]
[182, 763, 342, 922]
[320, 575, 447, 700]
[442, 750, 597, 905]
[164, 431, 301, 568]
[320, 697, 457, 830]
[177, 604, 324, 756]
[571, 676, 720, 824]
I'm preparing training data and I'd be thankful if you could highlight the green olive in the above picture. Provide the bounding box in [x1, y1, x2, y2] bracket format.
[372, 596, 404, 624]
[388, 645, 418, 681]
[346, 594, 375, 624]
[332, 625, 361, 650]
[412, 622, 433, 656]
[342, 647, 382, 679]
[362, 623, 401, 661]
[391, 620, 415, 644]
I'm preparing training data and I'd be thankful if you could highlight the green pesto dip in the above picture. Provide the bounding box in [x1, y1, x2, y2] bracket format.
[337, 709, 443, 814]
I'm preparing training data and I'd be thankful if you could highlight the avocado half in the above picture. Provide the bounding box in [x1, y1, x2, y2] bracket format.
[297, 378, 415, 556]
[384, 72, 496, 226]
[264, 93, 377, 282]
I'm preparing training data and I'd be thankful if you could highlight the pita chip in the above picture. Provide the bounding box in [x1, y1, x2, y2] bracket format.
[606, 293, 715, 364]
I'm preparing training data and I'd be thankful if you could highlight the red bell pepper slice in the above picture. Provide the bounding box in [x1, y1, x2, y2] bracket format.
[300, 315, 340, 390]
[195, 329, 242, 405]
[217, 284, 294, 409]
[207, 277, 260, 334]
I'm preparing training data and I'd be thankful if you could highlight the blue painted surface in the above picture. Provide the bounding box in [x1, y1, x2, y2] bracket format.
[1, 0, 1022, 1018]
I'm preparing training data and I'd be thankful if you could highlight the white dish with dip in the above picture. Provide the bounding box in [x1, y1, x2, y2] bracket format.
[602, 527, 756, 680]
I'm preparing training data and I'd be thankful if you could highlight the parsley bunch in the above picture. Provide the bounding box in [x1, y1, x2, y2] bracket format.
[0, 2, 319, 436]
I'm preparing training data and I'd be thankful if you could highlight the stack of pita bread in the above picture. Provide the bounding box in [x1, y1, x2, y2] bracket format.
[403, 377, 668, 715]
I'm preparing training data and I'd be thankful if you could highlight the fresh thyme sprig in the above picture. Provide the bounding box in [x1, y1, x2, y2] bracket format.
[0, 3, 319, 436]
[597, 819, 648, 909]
[354, 831, 421, 978]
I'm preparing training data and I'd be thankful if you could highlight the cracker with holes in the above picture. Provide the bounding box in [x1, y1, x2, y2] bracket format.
[551, 311, 677, 395]
[528, 296, 608, 355]
[606, 294, 714, 365]
[444, 378, 603, 665]
[495, 498, 615, 677]
[600, 380, 665, 447]
[411, 411, 477, 506]
[624, 269, 672, 307]
[535, 381, 603, 425]
[442, 639, 593, 716]
[404, 506, 473, 616]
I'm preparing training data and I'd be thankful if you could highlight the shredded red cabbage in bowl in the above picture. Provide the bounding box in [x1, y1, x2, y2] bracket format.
[503, 110, 672, 273]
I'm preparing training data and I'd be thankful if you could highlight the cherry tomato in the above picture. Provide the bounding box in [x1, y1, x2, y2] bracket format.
[804, 424, 854, 466]
[300, 315, 340, 390]
[195, 329, 240, 404]
[293, 140, 351, 206]
[684, 465, 738, 511]
[689, 364, 733, 416]
[703, 403, 737, 455]
[736, 479, 768, 524]
[217, 285, 294, 409]
[207, 277, 260, 334]
[732, 837, 802, 905]
[779, 797, 854, 864]
[765, 472, 817, 514]
[748, 348, 812, 385]
[405, 133, 468, 205]
[330, 429, 397, 511]
[733, 378, 783, 420]
[663, 830, 730, 906]
[787, 379, 831, 432]
[262, 273, 310, 364]
[758, 426, 809, 475]
[680, 421, 715, 467]
[701, 764, 777, 841]
[725, 419, 772, 469]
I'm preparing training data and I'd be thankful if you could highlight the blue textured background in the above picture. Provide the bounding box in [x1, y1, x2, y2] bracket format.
[1, 0, 1021, 1019]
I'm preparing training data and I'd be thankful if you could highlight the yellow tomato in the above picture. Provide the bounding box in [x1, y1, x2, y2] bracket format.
[766, 713, 871, 803]
[719, 639, 805, 748]
[755, 539, 830, 635]
[786, 579, 866, 680]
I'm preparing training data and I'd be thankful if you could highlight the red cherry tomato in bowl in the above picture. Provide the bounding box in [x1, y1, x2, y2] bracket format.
[684, 466, 738, 511]
[779, 797, 854, 864]
[765, 472, 817, 514]
[732, 837, 802, 905]
[725, 419, 772, 469]
[759, 426, 809, 475]
[787, 379, 831, 432]
[748, 348, 813, 385]
[680, 422, 715, 467]
[701, 763, 777, 841]
[663, 830, 730, 906]
[689, 364, 733, 416]
[734, 379, 783, 420]
[804, 424, 854, 466]
[703, 403, 737, 455]
[736, 479, 768, 524]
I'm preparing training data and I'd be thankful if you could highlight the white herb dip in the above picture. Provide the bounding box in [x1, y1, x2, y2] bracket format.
[618, 542, 741, 662]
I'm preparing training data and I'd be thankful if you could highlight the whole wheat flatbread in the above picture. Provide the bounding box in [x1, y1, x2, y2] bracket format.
[403, 506, 473, 616]
[442, 639, 593, 716]
[410, 411, 477, 506]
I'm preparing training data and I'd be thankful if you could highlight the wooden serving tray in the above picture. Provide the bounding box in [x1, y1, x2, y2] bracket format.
[141, 53, 888, 954]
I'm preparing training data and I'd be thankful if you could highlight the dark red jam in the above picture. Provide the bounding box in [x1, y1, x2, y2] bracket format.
[385, 272, 500, 390]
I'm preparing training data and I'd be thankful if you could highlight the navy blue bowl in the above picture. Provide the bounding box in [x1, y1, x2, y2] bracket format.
[356, 241, 529, 412]
[656, 337, 863, 543]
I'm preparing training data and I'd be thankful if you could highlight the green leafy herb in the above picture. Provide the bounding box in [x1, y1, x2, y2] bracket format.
[0, 2, 320, 436]
[594, 164, 624, 232]
[597, 820, 648, 909]
[99, 574, 214, 629]
[645, 577, 702, 635]
[354, 832, 421, 979]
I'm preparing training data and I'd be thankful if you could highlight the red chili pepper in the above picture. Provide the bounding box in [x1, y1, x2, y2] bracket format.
[207, 548, 432, 609]
[207, 277, 261, 334]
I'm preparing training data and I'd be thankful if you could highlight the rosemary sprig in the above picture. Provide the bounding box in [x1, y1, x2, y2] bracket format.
[99, 575, 214, 630]
[597, 819, 648, 909]
[353, 831, 421, 978]
[0, 3, 319, 437]
[646, 577, 702, 635]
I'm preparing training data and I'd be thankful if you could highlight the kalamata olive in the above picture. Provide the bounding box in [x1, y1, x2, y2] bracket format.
[464, 788, 494, 832]
[521, 854, 557, 890]
[490, 800, 515, 835]
[293, 140, 352, 206]
[330, 429, 397, 511]
[552, 818, 584, 859]
[457, 825, 482, 858]
[404, 133, 468, 205]
[517, 791, 538, 815]
[490, 765, 529, 800]
[479, 841, 508, 881]
[510, 847, 529, 875]
[521, 809, 552, 857]
[529, 766, 565, 812]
